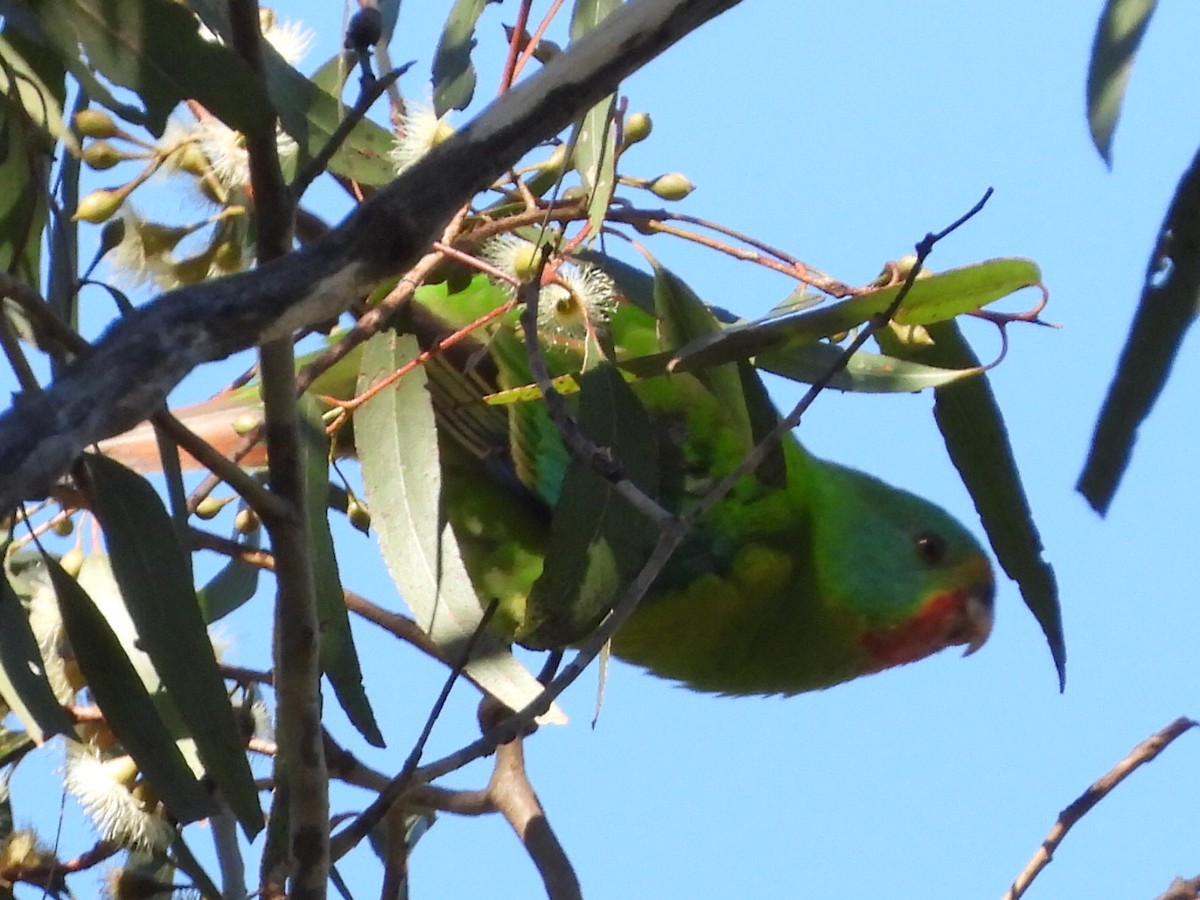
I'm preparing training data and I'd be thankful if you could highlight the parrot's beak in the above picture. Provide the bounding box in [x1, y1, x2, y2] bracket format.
[959, 578, 996, 657]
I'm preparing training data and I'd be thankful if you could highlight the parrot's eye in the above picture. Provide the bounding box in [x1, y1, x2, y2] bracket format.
[914, 532, 948, 567]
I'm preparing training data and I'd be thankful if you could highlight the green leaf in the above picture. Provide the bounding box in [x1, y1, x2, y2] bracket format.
[568, 0, 621, 241]
[0, 570, 73, 744]
[757, 340, 985, 393]
[184, 0, 399, 186]
[879, 322, 1065, 689]
[652, 264, 785, 483]
[356, 331, 566, 724]
[1078, 145, 1200, 514]
[1087, 0, 1158, 166]
[522, 364, 659, 647]
[83, 454, 263, 837]
[28, 0, 274, 139]
[0, 33, 76, 153]
[0, 25, 57, 295]
[432, 0, 490, 116]
[297, 396, 384, 748]
[196, 529, 260, 624]
[44, 551, 215, 824]
[671, 258, 1043, 371]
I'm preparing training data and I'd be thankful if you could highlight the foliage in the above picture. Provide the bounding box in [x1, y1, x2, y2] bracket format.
[0, 1, 1057, 897]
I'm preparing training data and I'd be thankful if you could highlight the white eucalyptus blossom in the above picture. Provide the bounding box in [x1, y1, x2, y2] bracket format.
[537, 263, 618, 337]
[478, 235, 618, 337]
[390, 101, 455, 174]
[63, 747, 175, 851]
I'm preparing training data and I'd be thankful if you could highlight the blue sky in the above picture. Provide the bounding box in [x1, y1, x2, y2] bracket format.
[11, 1, 1200, 898]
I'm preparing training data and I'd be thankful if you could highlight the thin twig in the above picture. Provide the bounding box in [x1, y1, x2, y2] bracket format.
[1002, 716, 1197, 900]
[329, 603, 500, 860]
[292, 64, 410, 200]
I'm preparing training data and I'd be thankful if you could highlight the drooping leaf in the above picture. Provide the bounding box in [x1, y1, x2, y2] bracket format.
[196, 528, 261, 624]
[83, 454, 263, 836]
[432, 0, 491, 116]
[522, 364, 659, 647]
[757, 339, 985, 393]
[878, 322, 1065, 688]
[568, 0, 621, 241]
[671, 258, 1043, 371]
[44, 551, 215, 825]
[0, 33, 76, 154]
[27, 0, 274, 139]
[1078, 145, 1200, 514]
[0, 23, 59, 297]
[1086, 0, 1158, 166]
[297, 396, 384, 747]
[0, 570, 73, 745]
[356, 331, 566, 724]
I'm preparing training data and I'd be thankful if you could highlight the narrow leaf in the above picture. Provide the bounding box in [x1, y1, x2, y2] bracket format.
[522, 364, 659, 647]
[880, 322, 1065, 688]
[45, 552, 215, 824]
[0, 571, 73, 744]
[83, 454, 263, 836]
[29, 0, 274, 138]
[1079, 144, 1200, 513]
[568, 0, 621, 240]
[432, 0, 489, 116]
[672, 258, 1043, 371]
[186, 0, 398, 185]
[196, 529, 261, 624]
[356, 331, 566, 724]
[298, 397, 384, 747]
[757, 340, 985, 393]
[1086, 0, 1158, 165]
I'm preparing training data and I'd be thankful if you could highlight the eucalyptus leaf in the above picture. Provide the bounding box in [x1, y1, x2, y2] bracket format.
[27, 0, 273, 139]
[298, 396, 384, 747]
[44, 551, 215, 825]
[0, 570, 73, 745]
[356, 331, 566, 724]
[522, 364, 659, 647]
[671, 258, 1043, 371]
[1086, 0, 1158, 165]
[878, 322, 1064, 688]
[757, 340, 984, 393]
[83, 454, 263, 836]
[1079, 144, 1200, 514]
[432, 0, 490, 116]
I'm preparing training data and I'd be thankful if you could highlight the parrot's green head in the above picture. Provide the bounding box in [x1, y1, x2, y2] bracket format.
[807, 460, 995, 675]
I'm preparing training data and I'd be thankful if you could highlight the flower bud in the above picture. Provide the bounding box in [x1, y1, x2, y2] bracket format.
[51, 516, 74, 537]
[234, 508, 260, 535]
[347, 499, 371, 534]
[82, 140, 124, 170]
[623, 112, 652, 147]
[73, 108, 118, 139]
[648, 172, 695, 201]
[195, 496, 228, 520]
[73, 188, 124, 223]
[60, 547, 85, 578]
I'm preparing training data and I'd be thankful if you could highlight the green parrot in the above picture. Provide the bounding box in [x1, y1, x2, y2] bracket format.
[100, 274, 994, 696]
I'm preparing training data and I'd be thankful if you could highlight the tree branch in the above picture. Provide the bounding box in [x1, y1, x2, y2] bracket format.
[1003, 716, 1197, 900]
[0, 0, 745, 514]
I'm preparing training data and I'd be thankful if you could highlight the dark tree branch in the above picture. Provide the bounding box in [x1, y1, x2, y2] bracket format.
[0, 0, 744, 514]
